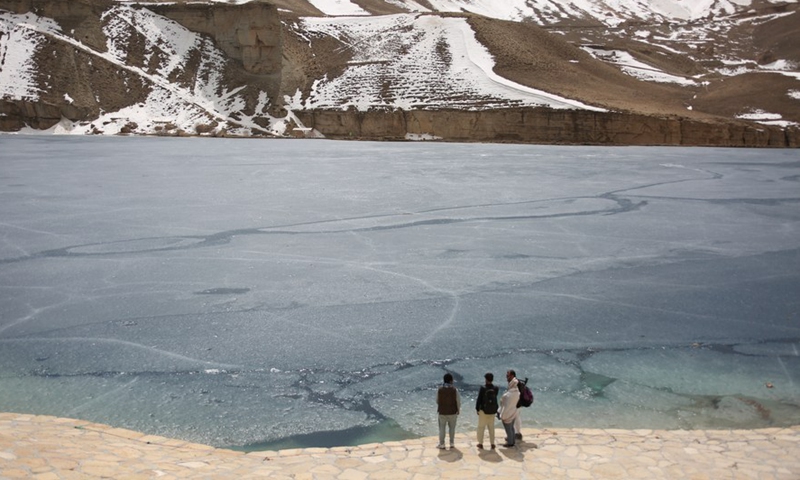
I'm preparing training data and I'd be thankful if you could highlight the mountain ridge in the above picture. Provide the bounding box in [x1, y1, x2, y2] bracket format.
[1, 0, 798, 145]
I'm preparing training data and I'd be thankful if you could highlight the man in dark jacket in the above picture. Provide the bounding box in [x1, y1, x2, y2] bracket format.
[475, 372, 498, 450]
[436, 373, 461, 449]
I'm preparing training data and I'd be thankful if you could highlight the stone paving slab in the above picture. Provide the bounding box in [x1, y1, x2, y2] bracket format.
[1, 412, 798, 479]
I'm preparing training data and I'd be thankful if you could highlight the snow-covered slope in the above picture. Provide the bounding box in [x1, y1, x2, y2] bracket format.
[1, 5, 283, 135]
[0, 12, 53, 101]
[287, 14, 603, 111]
[1, 2, 606, 137]
[1, 0, 799, 138]
[296, 0, 791, 23]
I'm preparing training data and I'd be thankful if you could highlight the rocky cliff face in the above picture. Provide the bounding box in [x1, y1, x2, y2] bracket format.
[295, 109, 799, 147]
[151, 2, 281, 78]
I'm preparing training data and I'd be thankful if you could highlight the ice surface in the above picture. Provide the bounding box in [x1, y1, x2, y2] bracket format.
[583, 347, 800, 400]
[0, 137, 798, 448]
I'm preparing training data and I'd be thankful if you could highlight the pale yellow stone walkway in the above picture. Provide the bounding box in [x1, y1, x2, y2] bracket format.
[1, 412, 798, 479]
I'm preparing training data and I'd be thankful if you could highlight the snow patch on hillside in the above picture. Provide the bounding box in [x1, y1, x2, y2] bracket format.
[104, 6, 200, 78]
[737, 109, 798, 127]
[713, 54, 799, 79]
[427, 0, 539, 21]
[0, 12, 57, 100]
[582, 47, 697, 85]
[288, 14, 604, 111]
[383, 0, 775, 24]
[307, 0, 369, 16]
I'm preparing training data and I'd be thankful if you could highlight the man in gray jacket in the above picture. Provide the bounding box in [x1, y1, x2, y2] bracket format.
[499, 370, 520, 447]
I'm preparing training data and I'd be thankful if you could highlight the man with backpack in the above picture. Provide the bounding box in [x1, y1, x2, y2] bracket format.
[474, 372, 498, 450]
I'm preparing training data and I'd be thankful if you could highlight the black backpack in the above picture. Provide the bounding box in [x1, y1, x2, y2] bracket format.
[482, 385, 499, 414]
[517, 378, 534, 408]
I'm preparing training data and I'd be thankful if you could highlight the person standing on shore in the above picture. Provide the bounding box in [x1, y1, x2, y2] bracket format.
[499, 369, 520, 447]
[436, 373, 461, 449]
[475, 372, 499, 450]
[508, 369, 523, 440]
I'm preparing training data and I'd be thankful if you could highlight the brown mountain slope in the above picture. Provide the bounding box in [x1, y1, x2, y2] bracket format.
[467, 16, 708, 119]
[691, 72, 800, 120]
[753, 2, 800, 62]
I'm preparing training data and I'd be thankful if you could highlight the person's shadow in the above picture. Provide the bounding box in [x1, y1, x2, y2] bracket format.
[496, 439, 538, 462]
[498, 445, 525, 462]
[477, 448, 502, 463]
[437, 447, 463, 462]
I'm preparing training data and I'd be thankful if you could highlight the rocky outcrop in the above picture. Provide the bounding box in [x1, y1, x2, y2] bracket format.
[0, 99, 95, 130]
[151, 2, 283, 112]
[294, 108, 799, 147]
[0, 0, 111, 52]
[151, 2, 281, 77]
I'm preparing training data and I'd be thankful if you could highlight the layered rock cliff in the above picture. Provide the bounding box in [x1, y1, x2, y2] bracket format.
[151, 2, 281, 78]
[295, 109, 799, 147]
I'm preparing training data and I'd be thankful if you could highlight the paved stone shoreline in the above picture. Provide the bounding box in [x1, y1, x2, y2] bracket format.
[1, 412, 798, 479]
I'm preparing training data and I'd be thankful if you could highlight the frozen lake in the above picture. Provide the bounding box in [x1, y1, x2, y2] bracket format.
[0, 136, 799, 449]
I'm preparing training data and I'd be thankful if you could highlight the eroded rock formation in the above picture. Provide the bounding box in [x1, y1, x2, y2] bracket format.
[295, 109, 799, 147]
[151, 2, 281, 77]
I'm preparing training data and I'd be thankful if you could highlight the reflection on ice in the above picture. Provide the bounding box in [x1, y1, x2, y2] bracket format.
[0, 138, 798, 448]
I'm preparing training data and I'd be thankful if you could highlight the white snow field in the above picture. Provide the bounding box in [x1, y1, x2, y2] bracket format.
[288, 14, 604, 111]
[0, 137, 798, 449]
[299, 0, 783, 23]
[0, 12, 57, 100]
